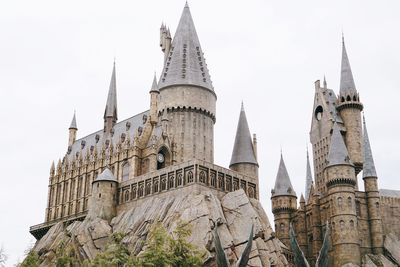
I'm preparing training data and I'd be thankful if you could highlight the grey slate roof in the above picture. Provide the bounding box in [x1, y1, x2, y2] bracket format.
[104, 62, 118, 120]
[229, 103, 258, 167]
[363, 117, 377, 178]
[69, 111, 77, 129]
[340, 37, 357, 97]
[380, 189, 400, 198]
[150, 73, 159, 93]
[158, 3, 213, 91]
[305, 149, 313, 202]
[326, 122, 353, 167]
[66, 110, 150, 161]
[272, 154, 296, 197]
[95, 168, 117, 182]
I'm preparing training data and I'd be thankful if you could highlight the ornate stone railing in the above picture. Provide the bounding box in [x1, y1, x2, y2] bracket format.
[118, 159, 257, 204]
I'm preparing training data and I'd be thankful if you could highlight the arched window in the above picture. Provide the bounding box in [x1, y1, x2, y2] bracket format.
[338, 197, 343, 209]
[168, 176, 174, 189]
[199, 171, 206, 183]
[153, 181, 159, 193]
[248, 187, 255, 198]
[177, 174, 183, 186]
[157, 147, 171, 170]
[280, 223, 285, 231]
[211, 174, 216, 187]
[233, 181, 239, 191]
[346, 95, 351, 101]
[347, 196, 352, 208]
[122, 162, 130, 181]
[187, 171, 194, 183]
[340, 220, 345, 230]
[375, 202, 379, 209]
[353, 95, 357, 101]
[132, 187, 137, 199]
[218, 176, 224, 190]
[350, 220, 354, 228]
[138, 185, 144, 197]
[161, 178, 166, 190]
[341, 96, 345, 102]
[124, 190, 130, 202]
[145, 182, 151, 195]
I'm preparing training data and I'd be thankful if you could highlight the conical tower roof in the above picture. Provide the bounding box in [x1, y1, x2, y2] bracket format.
[158, 3, 213, 91]
[150, 72, 159, 93]
[340, 36, 357, 97]
[229, 103, 257, 167]
[326, 122, 352, 167]
[104, 62, 118, 120]
[95, 168, 117, 182]
[69, 111, 77, 130]
[272, 154, 296, 197]
[305, 149, 313, 201]
[363, 117, 377, 178]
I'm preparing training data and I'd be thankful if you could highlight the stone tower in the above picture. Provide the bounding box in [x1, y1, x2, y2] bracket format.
[271, 154, 297, 248]
[103, 62, 118, 135]
[362, 117, 384, 254]
[336, 37, 363, 173]
[88, 168, 118, 222]
[325, 122, 360, 267]
[157, 3, 217, 163]
[229, 103, 259, 195]
[68, 111, 77, 148]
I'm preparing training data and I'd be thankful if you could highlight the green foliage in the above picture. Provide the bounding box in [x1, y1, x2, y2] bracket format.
[138, 222, 204, 267]
[86, 232, 136, 267]
[53, 241, 80, 267]
[0, 246, 7, 267]
[18, 250, 39, 267]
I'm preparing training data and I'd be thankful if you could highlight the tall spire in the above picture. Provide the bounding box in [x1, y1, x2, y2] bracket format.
[69, 111, 77, 130]
[340, 36, 357, 97]
[150, 72, 159, 93]
[104, 61, 118, 121]
[158, 3, 213, 91]
[326, 122, 352, 167]
[305, 148, 313, 201]
[272, 154, 296, 196]
[229, 103, 257, 167]
[363, 116, 377, 178]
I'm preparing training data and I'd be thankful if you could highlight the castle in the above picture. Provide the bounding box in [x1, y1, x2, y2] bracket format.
[271, 39, 400, 266]
[29, 3, 400, 267]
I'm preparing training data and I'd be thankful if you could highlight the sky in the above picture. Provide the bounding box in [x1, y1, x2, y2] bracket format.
[0, 0, 399, 265]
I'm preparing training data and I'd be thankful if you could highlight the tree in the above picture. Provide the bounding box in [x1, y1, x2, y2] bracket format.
[0, 246, 8, 267]
[53, 241, 80, 267]
[138, 222, 204, 267]
[86, 233, 136, 267]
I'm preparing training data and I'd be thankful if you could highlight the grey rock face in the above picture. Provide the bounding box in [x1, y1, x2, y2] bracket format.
[32, 189, 287, 266]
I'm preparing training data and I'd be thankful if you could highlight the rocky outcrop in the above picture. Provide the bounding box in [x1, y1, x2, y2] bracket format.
[33, 189, 288, 266]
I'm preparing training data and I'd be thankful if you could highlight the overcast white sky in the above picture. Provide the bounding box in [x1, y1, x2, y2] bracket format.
[1, 0, 399, 265]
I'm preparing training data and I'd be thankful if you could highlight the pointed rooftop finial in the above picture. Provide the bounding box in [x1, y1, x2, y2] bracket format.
[241, 100, 244, 111]
[340, 34, 357, 97]
[305, 147, 313, 201]
[158, 2, 214, 91]
[185, 0, 189, 8]
[150, 72, 159, 92]
[230, 103, 258, 167]
[323, 75, 327, 88]
[272, 154, 296, 197]
[327, 122, 352, 167]
[69, 111, 77, 129]
[104, 62, 118, 121]
[300, 193, 305, 203]
[363, 115, 377, 178]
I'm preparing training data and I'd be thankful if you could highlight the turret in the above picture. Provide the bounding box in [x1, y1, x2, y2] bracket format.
[104, 62, 118, 135]
[149, 73, 159, 125]
[297, 194, 308, 255]
[88, 168, 118, 222]
[157, 3, 216, 163]
[160, 23, 172, 62]
[68, 111, 77, 148]
[324, 122, 360, 267]
[271, 154, 297, 248]
[305, 148, 313, 202]
[229, 103, 259, 196]
[362, 116, 384, 254]
[336, 37, 363, 173]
